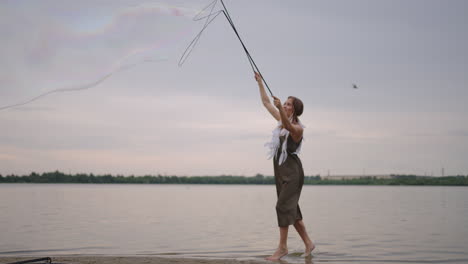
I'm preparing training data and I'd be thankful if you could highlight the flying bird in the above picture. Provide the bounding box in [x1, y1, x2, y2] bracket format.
[352, 83, 358, 89]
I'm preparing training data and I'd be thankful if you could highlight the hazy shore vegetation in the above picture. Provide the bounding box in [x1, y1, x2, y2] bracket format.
[1, 171, 467, 185]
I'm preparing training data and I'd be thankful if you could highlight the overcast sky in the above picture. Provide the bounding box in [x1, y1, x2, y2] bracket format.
[1, 0, 467, 177]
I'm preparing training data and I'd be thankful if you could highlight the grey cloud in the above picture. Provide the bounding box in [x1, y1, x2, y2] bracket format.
[448, 129, 468, 137]
[1, 0, 468, 175]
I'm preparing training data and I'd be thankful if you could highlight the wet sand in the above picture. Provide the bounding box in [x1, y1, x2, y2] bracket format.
[0, 256, 268, 264]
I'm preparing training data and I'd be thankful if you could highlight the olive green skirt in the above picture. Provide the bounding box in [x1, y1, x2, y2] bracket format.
[273, 135, 304, 227]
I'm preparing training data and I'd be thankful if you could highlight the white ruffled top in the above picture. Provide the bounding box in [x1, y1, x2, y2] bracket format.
[264, 116, 305, 165]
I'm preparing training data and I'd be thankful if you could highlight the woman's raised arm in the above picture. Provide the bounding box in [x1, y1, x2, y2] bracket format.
[255, 72, 280, 121]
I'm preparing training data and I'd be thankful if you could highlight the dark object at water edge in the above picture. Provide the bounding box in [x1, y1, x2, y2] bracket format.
[6, 257, 52, 264]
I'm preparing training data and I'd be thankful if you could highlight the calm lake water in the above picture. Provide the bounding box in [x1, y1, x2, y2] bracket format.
[0, 184, 467, 264]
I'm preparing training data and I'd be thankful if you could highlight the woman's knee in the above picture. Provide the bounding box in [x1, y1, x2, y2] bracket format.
[294, 219, 304, 228]
[275, 202, 291, 216]
[275, 203, 285, 213]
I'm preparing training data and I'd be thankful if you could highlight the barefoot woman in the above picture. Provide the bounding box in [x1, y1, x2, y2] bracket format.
[255, 72, 315, 260]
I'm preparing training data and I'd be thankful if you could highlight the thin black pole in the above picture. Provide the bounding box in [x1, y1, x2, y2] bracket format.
[219, 0, 274, 97]
[7, 257, 52, 264]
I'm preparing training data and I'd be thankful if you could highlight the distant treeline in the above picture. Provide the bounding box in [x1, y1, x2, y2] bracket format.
[1, 171, 468, 185]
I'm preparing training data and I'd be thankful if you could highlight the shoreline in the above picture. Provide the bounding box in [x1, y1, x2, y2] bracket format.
[2, 172, 467, 186]
[0, 255, 269, 264]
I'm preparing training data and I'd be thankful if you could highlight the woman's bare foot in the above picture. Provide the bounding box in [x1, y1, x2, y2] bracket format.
[265, 247, 288, 261]
[303, 240, 315, 257]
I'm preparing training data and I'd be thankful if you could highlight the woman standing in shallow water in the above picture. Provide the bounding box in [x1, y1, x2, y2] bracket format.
[255, 72, 315, 261]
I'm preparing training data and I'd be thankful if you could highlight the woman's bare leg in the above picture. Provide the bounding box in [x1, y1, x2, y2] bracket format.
[265, 226, 289, 260]
[293, 220, 315, 256]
